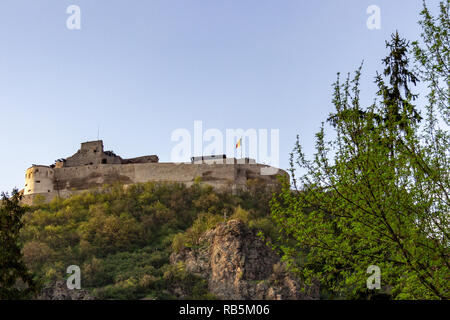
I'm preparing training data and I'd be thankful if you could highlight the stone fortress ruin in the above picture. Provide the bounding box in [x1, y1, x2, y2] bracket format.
[22, 140, 286, 204]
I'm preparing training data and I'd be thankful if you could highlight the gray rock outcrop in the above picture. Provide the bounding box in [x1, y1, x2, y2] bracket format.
[170, 219, 319, 300]
[35, 281, 93, 300]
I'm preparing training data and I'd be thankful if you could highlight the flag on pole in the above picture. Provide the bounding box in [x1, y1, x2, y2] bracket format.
[235, 137, 242, 149]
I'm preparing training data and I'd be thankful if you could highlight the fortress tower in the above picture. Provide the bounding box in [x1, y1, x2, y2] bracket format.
[24, 166, 55, 196]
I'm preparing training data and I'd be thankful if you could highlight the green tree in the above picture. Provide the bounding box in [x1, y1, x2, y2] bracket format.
[0, 189, 39, 299]
[271, 24, 449, 299]
[375, 31, 421, 132]
[413, 0, 449, 123]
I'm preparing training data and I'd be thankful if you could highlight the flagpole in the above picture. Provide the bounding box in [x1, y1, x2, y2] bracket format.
[241, 137, 243, 159]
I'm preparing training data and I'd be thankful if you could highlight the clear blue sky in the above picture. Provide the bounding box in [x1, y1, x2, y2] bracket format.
[0, 0, 436, 193]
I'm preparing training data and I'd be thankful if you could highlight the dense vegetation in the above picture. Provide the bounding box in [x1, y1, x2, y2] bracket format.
[270, 1, 449, 300]
[0, 190, 38, 299]
[19, 180, 279, 300]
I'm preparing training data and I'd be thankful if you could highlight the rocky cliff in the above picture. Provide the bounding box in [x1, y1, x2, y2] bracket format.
[35, 281, 93, 300]
[170, 219, 319, 300]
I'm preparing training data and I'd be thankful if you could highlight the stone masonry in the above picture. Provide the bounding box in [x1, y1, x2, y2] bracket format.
[22, 140, 287, 204]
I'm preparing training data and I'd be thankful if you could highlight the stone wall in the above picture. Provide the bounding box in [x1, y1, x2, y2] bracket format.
[52, 162, 281, 192]
[22, 160, 286, 204]
[122, 155, 159, 164]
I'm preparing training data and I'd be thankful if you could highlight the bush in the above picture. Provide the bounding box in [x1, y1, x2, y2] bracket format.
[230, 206, 250, 223]
[182, 213, 224, 247]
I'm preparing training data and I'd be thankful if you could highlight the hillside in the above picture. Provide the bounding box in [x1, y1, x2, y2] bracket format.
[19, 179, 307, 300]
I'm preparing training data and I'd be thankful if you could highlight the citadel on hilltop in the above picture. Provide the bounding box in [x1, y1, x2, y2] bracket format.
[22, 140, 286, 204]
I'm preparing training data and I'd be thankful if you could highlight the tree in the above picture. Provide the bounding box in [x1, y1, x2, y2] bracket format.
[271, 21, 449, 298]
[0, 189, 39, 299]
[375, 31, 421, 132]
[413, 0, 449, 124]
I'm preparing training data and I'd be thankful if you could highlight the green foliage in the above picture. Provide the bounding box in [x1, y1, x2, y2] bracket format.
[162, 262, 214, 299]
[270, 9, 449, 300]
[20, 181, 277, 299]
[230, 206, 279, 241]
[413, 0, 449, 123]
[172, 213, 224, 251]
[0, 190, 39, 299]
[230, 206, 251, 223]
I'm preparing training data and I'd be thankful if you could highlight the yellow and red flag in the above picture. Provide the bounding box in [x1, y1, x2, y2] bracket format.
[235, 137, 242, 149]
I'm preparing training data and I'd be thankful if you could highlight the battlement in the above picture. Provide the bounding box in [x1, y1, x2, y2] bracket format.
[22, 140, 286, 204]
